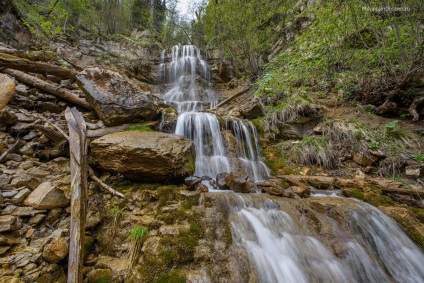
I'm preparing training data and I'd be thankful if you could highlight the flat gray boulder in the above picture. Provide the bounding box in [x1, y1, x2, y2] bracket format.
[90, 131, 195, 182]
[77, 67, 161, 126]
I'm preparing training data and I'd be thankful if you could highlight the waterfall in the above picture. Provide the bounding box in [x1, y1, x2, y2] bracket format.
[218, 193, 424, 283]
[159, 45, 268, 181]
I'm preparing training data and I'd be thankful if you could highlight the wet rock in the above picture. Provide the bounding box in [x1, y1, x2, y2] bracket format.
[240, 99, 265, 119]
[42, 237, 69, 263]
[185, 177, 202, 191]
[90, 131, 195, 182]
[0, 276, 24, 283]
[289, 186, 311, 198]
[262, 186, 286, 196]
[23, 181, 69, 209]
[216, 172, 231, 190]
[0, 73, 15, 111]
[353, 151, 379, 166]
[228, 175, 254, 193]
[87, 269, 112, 283]
[159, 106, 178, 133]
[76, 67, 161, 126]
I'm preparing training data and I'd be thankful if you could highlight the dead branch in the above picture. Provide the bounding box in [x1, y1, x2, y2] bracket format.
[3, 68, 92, 109]
[0, 52, 77, 79]
[88, 167, 125, 198]
[211, 86, 251, 110]
[0, 137, 20, 164]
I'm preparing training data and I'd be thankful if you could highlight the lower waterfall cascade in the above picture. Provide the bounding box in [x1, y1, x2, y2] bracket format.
[158, 44, 424, 283]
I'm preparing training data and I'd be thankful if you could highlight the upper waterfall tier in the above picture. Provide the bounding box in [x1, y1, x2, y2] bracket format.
[159, 45, 217, 112]
[159, 44, 269, 181]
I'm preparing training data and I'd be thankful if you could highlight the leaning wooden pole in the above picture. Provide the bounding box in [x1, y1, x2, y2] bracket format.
[65, 107, 88, 283]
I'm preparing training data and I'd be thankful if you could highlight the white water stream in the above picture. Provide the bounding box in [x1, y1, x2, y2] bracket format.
[158, 45, 424, 283]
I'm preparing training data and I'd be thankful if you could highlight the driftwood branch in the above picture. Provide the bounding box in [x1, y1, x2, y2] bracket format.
[88, 167, 125, 198]
[0, 52, 77, 79]
[27, 108, 125, 198]
[2, 68, 92, 109]
[87, 124, 131, 138]
[0, 137, 20, 164]
[211, 86, 250, 110]
[66, 107, 87, 283]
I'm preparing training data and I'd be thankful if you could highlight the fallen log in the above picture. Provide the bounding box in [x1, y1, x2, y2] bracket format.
[0, 52, 77, 79]
[87, 124, 131, 138]
[3, 68, 92, 109]
[0, 47, 57, 62]
[211, 86, 250, 110]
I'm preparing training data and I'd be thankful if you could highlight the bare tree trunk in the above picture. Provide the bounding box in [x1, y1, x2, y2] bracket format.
[65, 107, 88, 283]
[0, 52, 77, 79]
[2, 68, 92, 109]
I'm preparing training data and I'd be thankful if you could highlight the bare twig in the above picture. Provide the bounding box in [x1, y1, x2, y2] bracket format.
[0, 137, 20, 164]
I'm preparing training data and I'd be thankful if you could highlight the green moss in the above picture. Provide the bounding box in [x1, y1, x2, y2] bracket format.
[350, 189, 365, 200]
[262, 146, 289, 175]
[157, 185, 178, 207]
[222, 218, 233, 248]
[251, 118, 263, 133]
[410, 207, 424, 224]
[159, 224, 202, 266]
[129, 125, 154, 132]
[84, 236, 94, 259]
[154, 271, 186, 283]
[390, 214, 424, 250]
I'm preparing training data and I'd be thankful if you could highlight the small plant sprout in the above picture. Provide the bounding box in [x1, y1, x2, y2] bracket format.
[128, 226, 148, 269]
[106, 206, 126, 254]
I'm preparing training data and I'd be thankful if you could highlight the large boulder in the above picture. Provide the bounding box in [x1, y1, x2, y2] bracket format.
[0, 74, 15, 111]
[76, 67, 161, 126]
[23, 181, 69, 209]
[90, 131, 195, 182]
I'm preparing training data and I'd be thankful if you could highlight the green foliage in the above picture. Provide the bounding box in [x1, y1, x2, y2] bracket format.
[129, 226, 148, 241]
[385, 120, 399, 132]
[350, 189, 364, 200]
[413, 154, 424, 163]
[109, 205, 126, 218]
[369, 141, 380, 149]
[11, 0, 167, 42]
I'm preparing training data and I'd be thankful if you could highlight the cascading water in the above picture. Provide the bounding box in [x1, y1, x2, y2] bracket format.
[157, 45, 423, 283]
[159, 44, 268, 180]
[219, 193, 424, 283]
